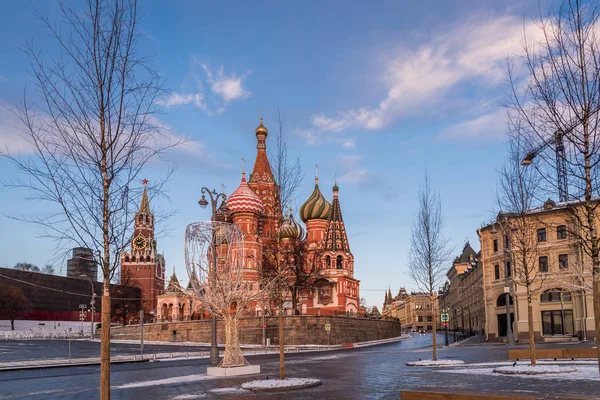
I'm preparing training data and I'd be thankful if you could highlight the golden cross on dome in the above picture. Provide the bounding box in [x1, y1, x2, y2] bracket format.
[315, 164, 318, 178]
[260, 108, 263, 122]
[241, 157, 246, 173]
[142, 178, 148, 185]
[221, 184, 226, 194]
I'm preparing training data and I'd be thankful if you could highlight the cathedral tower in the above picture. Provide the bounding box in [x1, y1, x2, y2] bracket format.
[247, 118, 283, 245]
[120, 180, 166, 317]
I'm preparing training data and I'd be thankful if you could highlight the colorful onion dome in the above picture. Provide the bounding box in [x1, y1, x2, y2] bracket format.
[300, 177, 331, 222]
[279, 209, 305, 240]
[255, 117, 268, 137]
[226, 172, 264, 215]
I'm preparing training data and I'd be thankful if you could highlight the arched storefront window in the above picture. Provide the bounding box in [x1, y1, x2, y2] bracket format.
[496, 294, 513, 307]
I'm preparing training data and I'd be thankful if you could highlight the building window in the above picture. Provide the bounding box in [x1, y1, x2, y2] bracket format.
[504, 235, 510, 250]
[496, 294, 513, 307]
[540, 289, 571, 303]
[559, 254, 569, 269]
[542, 310, 574, 335]
[325, 255, 331, 268]
[557, 225, 567, 240]
[537, 228, 547, 242]
[493, 239, 498, 252]
[494, 264, 500, 280]
[417, 316, 423, 322]
[539, 256, 548, 272]
[505, 261, 511, 278]
[336, 255, 343, 269]
[426, 316, 432, 322]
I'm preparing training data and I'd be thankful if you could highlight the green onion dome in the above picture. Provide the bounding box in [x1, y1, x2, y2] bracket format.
[299, 178, 331, 222]
[279, 210, 305, 240]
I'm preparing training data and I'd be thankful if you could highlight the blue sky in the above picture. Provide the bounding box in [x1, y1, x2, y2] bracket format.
[0, 0, 555, 309]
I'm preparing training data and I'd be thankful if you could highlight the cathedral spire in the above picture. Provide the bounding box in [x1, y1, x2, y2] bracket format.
[139, 179, 151, 214]
[323, 182, 350, 252]
[249, 117, 274, 183]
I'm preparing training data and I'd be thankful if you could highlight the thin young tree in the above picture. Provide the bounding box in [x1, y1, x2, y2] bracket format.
[269, 108, 303, 211]
[0, 284, 31, 331]
[1, 1, 180, 397]
[506, 0, 600, 368]
[496, 136, 544, 365]
[409, 172, 452, 361]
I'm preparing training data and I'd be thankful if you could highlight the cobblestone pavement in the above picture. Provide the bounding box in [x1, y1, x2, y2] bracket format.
[0, 334, 598, 400]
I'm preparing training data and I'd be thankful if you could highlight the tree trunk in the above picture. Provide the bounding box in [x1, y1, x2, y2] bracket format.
[100, 280, 111, 400]
[291, 289, 298, 315]
[432, 298, 437, 361]
[527, 298, 536, 366]
[594, 279, 600, 372]
[279, 308, 285, 380]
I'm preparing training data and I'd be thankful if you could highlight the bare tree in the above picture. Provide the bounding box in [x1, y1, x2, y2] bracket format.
[1, 1, 180, 397]
[13, 263, 40, 272]
[496, 136, 544, 365]
[409, 172, 452, 361]
[269, 108, 303, 210]
[506, 0, 600, 368]
[0, 284, 31, 330]
[41, 264, 56, 275]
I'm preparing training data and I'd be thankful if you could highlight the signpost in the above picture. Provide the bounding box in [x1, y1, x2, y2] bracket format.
[441, 313, 450, 347]
[140, 310, 144, 357]
[325, 323, 331, 347]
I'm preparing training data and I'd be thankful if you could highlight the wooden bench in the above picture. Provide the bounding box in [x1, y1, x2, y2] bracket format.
[508, 348, 597, 361]
[400, 388, 599, 400]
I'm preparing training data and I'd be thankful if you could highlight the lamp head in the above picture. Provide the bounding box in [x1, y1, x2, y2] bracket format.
[198, 195, 209, 208]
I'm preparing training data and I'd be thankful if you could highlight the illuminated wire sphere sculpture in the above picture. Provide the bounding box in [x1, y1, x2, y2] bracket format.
[184, 221, 244, 296]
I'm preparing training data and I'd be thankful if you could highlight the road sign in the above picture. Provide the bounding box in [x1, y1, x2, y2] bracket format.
[440, 313, 449, 322]
[325, 323, 331, 332]
[79, 304, 87, 309]
[443, 322, 448, 327]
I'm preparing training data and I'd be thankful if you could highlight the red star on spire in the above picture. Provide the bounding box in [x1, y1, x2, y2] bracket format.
[142, 178, 148, 185]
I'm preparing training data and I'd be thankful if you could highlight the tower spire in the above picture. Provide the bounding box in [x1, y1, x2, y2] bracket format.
[139, 179, 150, 214]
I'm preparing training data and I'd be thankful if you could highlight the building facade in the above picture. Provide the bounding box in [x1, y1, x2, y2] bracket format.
[384, 289, 433, 331]
[156, 119, 360, 319]
[478, 199, 596, 342]
[66, 247, 98, 282]
[438, 243, 485, 334]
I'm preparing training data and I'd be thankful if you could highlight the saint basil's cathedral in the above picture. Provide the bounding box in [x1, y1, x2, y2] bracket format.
[121, 119, 360, 321]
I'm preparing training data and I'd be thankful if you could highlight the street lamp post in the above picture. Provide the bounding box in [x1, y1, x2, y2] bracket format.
[80, 274, 96, 339]
[198, 187, 228, 366]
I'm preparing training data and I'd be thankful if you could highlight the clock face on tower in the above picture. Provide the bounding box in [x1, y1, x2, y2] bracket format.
[133, 235, 147, 250]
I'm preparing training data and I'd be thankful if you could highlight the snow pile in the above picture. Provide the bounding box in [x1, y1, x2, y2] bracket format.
[494, 365, 578, 375]
[241, 378, 322, 392]
[406, 359, 465, 367]
[113, 374, 217, 389]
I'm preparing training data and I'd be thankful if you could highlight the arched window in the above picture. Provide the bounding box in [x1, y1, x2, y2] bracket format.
[540, 289, 571, 303]
[336, 255, 343, 269]
[496, 294, 513, 307]
[325, 255, 331, 268]
[125, 255, 129, 262]
[146, 255, 151, 262]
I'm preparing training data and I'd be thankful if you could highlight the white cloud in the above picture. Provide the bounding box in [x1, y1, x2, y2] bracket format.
[201, 64, 250, 102]
[437, 108, 507, 142]
[160, 61, 250, 114]
[0, 106, 36, 154]
[158, 92, 206, 110]
[300, 14, 542, 146]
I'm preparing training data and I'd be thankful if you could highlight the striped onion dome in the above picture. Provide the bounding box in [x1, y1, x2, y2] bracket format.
[279, 210, 304, 240]
[226, 172, 264, 215]
[299, 177, 331, 222]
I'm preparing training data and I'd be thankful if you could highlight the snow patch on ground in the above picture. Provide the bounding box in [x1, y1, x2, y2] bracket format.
[406, 359, 465, 367]
[209, 388, 248, 394]
[241, 378, 322, 391]
[494, 365, 578, 375]
[441, 363, 600, 381]
[170, 395, 207, 399]
[113, 374, 217, 389]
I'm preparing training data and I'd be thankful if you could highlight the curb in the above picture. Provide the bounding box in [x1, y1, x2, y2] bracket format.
[0, 358, 149, 372]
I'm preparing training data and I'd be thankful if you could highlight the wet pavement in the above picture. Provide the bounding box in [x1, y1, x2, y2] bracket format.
[0, 334, 598, 400]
